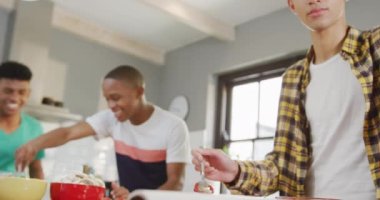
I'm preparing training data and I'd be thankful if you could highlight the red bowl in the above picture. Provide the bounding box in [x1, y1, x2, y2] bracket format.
[50, 182, 105, 200]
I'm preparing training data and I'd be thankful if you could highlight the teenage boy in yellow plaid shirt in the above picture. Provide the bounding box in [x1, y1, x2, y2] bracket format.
[192, 0, 380, 199]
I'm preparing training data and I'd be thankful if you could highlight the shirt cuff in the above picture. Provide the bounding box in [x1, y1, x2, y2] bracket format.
[224, 161, 246, 189]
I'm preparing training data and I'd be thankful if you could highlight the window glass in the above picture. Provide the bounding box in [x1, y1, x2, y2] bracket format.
[258, 77, 282, 137]
[230, 82, 259, 140]
[228, 141, 253, 160]
[253, 139, 274, 160]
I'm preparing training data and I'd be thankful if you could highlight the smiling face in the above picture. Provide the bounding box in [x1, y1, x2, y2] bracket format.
[102, 78, 143, 122]
[0, 79, 30, 117]
[288, 0, 346, 32]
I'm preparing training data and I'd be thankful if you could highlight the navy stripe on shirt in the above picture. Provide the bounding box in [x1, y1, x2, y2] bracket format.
[116, 153, 167, 191]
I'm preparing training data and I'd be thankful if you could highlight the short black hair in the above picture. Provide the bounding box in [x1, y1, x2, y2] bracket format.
[0, 61, 32, 81]
[104, 65, 144, 88]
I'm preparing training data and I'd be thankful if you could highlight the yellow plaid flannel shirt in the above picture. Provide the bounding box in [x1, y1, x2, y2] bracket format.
[226, 26, 380, 198]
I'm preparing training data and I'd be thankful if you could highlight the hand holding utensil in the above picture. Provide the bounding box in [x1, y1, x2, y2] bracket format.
[193, 153, 214, 194]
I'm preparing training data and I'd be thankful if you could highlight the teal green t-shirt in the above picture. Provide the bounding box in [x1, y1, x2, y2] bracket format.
[0, 113, 45, 172]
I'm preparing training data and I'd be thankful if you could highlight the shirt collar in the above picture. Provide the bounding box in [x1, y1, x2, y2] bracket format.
[304, 26, 362, 63]
[341, 26, 362, 55]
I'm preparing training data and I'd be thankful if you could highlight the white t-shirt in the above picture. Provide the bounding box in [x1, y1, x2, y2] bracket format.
[305, 54, 375, 199]
[86, 105, 191, 191]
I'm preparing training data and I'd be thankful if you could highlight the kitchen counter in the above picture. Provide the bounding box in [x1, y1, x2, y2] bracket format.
[128, 190, 273, 200]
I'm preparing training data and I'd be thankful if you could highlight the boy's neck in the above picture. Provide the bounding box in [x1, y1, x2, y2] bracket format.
[310, 22, 348, 64]
[129, 101, 154, 126]
[0, 113, 21, 133]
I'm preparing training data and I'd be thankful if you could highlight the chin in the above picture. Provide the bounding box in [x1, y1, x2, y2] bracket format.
[116, 116, 128, 122]
[3, 110, 19, 117]
[309, 20, 337, 31]
[307, 24, 329, 32]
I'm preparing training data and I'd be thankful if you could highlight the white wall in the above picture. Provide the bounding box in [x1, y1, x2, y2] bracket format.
[7, 0, 55, 104]
[1, 1, 69, 104]
[43, 58, 67, 101]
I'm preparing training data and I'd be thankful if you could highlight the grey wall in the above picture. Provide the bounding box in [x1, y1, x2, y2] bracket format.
[160, 0, 380, 132]
[0, 7, 11, 62]
[49, 29, 162, 117]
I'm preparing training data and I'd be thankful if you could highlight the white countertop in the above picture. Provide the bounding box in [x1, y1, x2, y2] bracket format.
[128, 190, 275, 200]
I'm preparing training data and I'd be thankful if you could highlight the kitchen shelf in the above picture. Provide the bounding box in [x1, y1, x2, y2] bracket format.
[23, 104, 83, 122]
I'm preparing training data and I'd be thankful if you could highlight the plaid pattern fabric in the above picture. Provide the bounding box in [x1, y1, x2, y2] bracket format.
[226, 26, 380, 198]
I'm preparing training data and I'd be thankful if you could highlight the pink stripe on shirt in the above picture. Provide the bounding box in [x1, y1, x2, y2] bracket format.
[114, 140, 166, 163]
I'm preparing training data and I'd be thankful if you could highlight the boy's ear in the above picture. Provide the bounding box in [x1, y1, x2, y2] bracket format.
[287, 0, 296, 13]
[136, 86, 144, 97]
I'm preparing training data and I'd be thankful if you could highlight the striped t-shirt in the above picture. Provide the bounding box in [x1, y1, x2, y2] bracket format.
[86, 105, 191, 191]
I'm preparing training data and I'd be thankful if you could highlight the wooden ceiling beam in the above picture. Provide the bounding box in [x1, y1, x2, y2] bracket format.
[52, 7, 165, 66]
[141, 0, 235, 41]
[0, 1, 166, 65]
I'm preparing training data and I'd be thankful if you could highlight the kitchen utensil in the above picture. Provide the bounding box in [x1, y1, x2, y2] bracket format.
[13, 164, 27, 178]
[193, 159, 214, 194]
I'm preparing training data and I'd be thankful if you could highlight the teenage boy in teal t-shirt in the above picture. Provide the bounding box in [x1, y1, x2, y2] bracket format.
[0, 61, 44, 179]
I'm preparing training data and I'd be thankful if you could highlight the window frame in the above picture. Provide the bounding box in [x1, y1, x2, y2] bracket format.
[214, 53, 306, 151]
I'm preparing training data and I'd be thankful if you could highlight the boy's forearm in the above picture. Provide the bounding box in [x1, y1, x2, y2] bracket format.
[32, 127, 70, 150]
[158, 179, 183, 191]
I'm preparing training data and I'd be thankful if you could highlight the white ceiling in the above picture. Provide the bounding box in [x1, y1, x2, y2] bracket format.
[1, 0, 288, 64]
[51, 0, 287, 52]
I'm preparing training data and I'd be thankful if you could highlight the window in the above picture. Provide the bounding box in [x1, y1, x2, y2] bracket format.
[214, 53, 305, 161]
